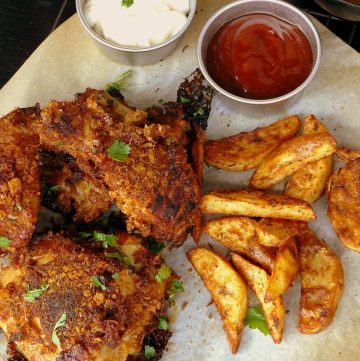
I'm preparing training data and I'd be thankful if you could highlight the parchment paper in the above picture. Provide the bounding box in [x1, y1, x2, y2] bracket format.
[1, 1, 360, 360]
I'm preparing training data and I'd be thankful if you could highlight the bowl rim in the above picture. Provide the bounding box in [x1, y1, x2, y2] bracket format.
[197, 0, 322, 105]
[328, 0, 360, 9]
[75, 0, 197, 53]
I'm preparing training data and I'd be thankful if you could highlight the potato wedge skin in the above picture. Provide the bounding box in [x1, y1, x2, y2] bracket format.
[204, 116, 300, 171]
[200, 189, 316, 221]
[204, 216, 276, 273]
[250, 132, 337, 189]
[256, 218, 306, 247]
[265, 237, 300, 302]
[298, 229, 344, 334]
[336, 146, 360, 163]
[187, 248, 248, 354]
[285, 115, 333, 203]
[231, 253, 284, 344]
[328, 158, 360, 252]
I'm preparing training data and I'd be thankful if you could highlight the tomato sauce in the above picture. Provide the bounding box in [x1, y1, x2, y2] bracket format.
[206, 14, 313, 100]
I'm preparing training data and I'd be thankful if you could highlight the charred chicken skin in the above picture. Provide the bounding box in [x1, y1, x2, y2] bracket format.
[0, 107, 40, 252]
[34, 89, 202, 245]
[0, 232, 170, 361]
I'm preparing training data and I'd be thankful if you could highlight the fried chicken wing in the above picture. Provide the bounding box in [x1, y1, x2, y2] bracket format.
[0, 232, 170, 360]
[40, 151, 113, 223]
[34, 89, 201, 245]
[0, 107, 40, 252]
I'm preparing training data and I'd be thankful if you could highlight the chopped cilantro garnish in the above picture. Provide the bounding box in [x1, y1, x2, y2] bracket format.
[155, 264, 172, 283]
[193, 107, 205, 116]
[180, 96, 190, 104]
[112, 272, 120, 280]
[157, 316, 168, 330]
[122, 0, 134, 8]
[93, 231, 118, 248]
[24, 282, 50, 302]
[147, 237, 165, 254]
[144, 345, 156, 359]
[107, 140, 131, 162]
[52, 312, 67, 346]
[79, 232, 92, 239]
[167, 279, 184, 301]
[16, 203, 22, 211]
[244, 304, 269, 336]
[105, 69, 132, 94]
[158, 99, 164, 104]
[91, 275, 107, 291]
[0, 236, 12, 248]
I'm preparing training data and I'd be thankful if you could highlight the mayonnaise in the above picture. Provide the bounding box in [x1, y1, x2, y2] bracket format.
[84, 0, 190, 48]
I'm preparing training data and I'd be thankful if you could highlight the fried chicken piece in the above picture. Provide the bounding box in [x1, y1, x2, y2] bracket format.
[34, 89, 201, 245]
[0, 107, 40, 252]
[40, 151, 113, 223]
[0, 232, 170, 360]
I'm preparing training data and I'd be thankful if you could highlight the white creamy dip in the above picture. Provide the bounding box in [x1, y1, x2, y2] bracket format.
[84, 0, 190, 48]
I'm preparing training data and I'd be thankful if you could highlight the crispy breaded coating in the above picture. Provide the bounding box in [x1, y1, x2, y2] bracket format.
[0, 233, 168, 360]
[0, 107, 40, 251]
[34, 89, 201, 245]
[40, 151, 113, 223]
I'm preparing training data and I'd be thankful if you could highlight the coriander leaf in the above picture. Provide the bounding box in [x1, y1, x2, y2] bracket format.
[79, 232, 92, 239]
[24, 282, 50, 302]
[244, 304, 269, 336]
[167, 279, 184, 301]
[112, 272, 120, 280]
[147, 237, 165, 254]
[144, 345, 156, 360]
[91, 275, 108, 291]
[16, 203, 22, 211]
[155, 264, 172, 283]
[52, 312, 67, 346]
[158, 99, 164, 104]
[122, 0, 134, 8]
[106, 252, 132, 266]
[94, 231, 118, 249]
[193, 107, 205, 116]
[180, 96, 190, 104]
[0, 236, 12, 248]
[105, 69, 132, 94]
[107, 140, 131, 162]
[157, 316, 168, 330]
[48, 185, 60, 191]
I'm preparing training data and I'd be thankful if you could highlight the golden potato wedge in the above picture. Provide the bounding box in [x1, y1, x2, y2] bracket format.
[231, 253, 284, 344]
[328, 158, 360, 252]
[200, 189, 316, 221]
[336, 146, 360, 163]
[285, 115, 333, 203]
[250, 132, 337, 189]
[187, 248, 248, 354]
[204, 116, 300, 171]
[265, 237, 300, 302]
[204, 217, 276, 273]
[298, 229, 344, 334]
[255, 218, 307, 247]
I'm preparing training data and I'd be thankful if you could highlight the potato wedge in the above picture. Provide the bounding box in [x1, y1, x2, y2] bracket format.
[231, 253, 284, 344]
[285, 115, 333, 203]
[255, 218, 307, 247]
[336, 146, 360, 163]
[187, 248, 248, 354]
[200, 189, 316, 221]
[298, 229, 344, 334]
[204, 116, 300, 171]
[328, 158, 360, 252]
[250, 132, 337, 189]
[204, 217, 275, 273]
[265, 237, 300, 302]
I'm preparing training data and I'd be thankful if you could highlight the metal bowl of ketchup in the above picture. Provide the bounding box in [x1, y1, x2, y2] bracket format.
[197, 0, 321, 115]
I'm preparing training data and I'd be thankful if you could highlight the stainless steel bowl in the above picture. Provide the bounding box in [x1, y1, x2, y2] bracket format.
[76, 0, 197, 66]
[314, 0, 360, 22]
[197, 0, 322, 116]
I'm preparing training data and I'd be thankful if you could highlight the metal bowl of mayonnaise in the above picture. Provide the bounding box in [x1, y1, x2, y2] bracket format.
[76, 0, 197, 66]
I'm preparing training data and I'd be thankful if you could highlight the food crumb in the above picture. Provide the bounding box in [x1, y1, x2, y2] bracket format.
[208, 312, 213, 319]
[182, 301, 188, 310]
[182, 45, 189, 53]
[206, 299, 214, 307]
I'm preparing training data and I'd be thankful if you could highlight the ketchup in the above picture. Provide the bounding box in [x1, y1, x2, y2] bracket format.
[206, 14, 313, 100]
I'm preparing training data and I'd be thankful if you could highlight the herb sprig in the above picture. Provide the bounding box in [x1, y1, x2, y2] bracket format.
[25, 282, 50, 302]
[107, 140, 131, 162]
[52, 312, 67, 346]
[0, 236, 12, 248]
[244, 304, 269, 336]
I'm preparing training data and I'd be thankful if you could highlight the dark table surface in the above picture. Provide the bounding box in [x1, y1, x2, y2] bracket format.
[0, 0, 359, 88]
